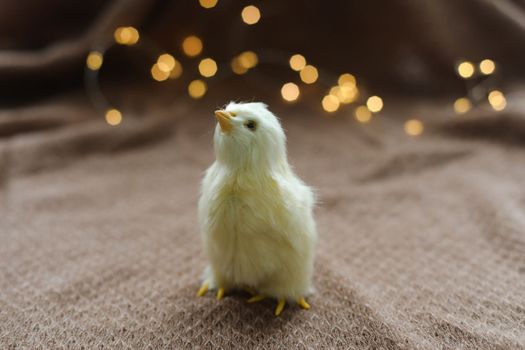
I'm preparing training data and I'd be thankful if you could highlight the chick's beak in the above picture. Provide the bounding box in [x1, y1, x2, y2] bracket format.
[214, 110, 235, 132]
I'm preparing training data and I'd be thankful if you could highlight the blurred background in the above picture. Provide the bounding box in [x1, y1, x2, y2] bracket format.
[2, 0, 523, 122]
[1, 0, 524, 174]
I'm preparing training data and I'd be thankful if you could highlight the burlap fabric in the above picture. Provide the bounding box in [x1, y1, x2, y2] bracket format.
[1, 94, 524, 349]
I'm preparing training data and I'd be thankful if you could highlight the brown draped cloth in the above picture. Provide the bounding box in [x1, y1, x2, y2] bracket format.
[1, 0, 524, 349]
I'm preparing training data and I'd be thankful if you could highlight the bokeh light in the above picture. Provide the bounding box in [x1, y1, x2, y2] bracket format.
[322, 95, 340, 112]
[330, 86, 358, 104]
[241, 5, 261, 25]
[404, 119, 424, 136]
[198, 58, 218, 77]
[457, 61, 475, 79]
[366, 96, 383, 113]
[114, 26, 140, 45]
[153, 53, 182, 79]
[182, 36, 203, 57]
[454, 97, 472, 114]
[338, 73, 356, 87]
[281, 83, 300, 102]
[169, 61, 183, 79]
[231, 57, 248, 74]
[199, 0, 218, 9]
[86, 51, 103, 71]
[289, 54, 306, 71]
[300, 65, 318, 84]
[188, 80, 207, 99]
[488, 90, 506, 111]
[354, 106, 372, 123]
[105, 109, 122, 126]
[329, 87, 341, 100]
[151, 63, 170, 81]
[479, 59, 496, 75]
[157, 54, 176, 72]
[238, 51, 258, 69]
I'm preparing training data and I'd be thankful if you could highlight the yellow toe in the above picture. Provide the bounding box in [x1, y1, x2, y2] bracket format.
[196, 282, 208, 297]
[275, 299, 286, 316]
[298, 297, 310, 310]
[216, 287, 225, 300]
[247, 294, 266, 303]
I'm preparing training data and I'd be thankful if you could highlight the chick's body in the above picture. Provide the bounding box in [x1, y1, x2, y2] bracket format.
[198, 102, 317, 308]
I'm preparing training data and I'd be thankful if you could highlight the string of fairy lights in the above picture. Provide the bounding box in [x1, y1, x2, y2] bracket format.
[85, 0, 507, 137]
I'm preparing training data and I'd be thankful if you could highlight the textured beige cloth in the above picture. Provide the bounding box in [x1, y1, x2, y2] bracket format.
[1, 94, 525, 349]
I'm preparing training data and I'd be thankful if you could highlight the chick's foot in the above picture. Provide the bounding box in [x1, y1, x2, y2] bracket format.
[247, 294, 266, 303]
[216, 287, 225, 300]
[297, 297, 311, 310]
[275, 299, 286, 316]
[196, 282, 209, 297]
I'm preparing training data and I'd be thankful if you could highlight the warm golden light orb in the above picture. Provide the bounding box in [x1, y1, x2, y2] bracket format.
[281, 83, 300, 102]
[457, 61, 475, 79]
[169, 60, 183, 79]
[150, 64, 170, 81]
[241, 5, 261, 25]
[188, 80, 207, 99]
[238, 51, 258, 69]
[454, 97, 472, 114]
[114, 26, 139, 45]
[86, 51, 103, 70]
[105, 109, 122, 126]
[231, 57, 248, 74]
[157, 54, 176, 72]
[330, 85, 358, 104]
[182, 36, 203, 57]
[479, 59, 495, 75]
[404, 119, 424, 136]
[366, 96, 383, 113]
[338, 73, 356, 87]
[354, 106, 372, 123]
[322, 95, 340, 112]
[488, 90, 506, 111]
[289, 54, 306, 71]
[199, 0, 218, 9]
[300, 65, 318, 84]
[198, 58, 218, 77]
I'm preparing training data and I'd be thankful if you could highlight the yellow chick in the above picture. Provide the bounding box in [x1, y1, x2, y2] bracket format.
[197, 102, 317, 316]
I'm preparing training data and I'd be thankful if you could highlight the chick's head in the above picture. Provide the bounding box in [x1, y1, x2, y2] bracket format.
[213, 102, 287, 170]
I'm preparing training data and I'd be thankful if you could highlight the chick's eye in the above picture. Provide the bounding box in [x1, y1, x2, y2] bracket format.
[245, 120, 256, 131]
